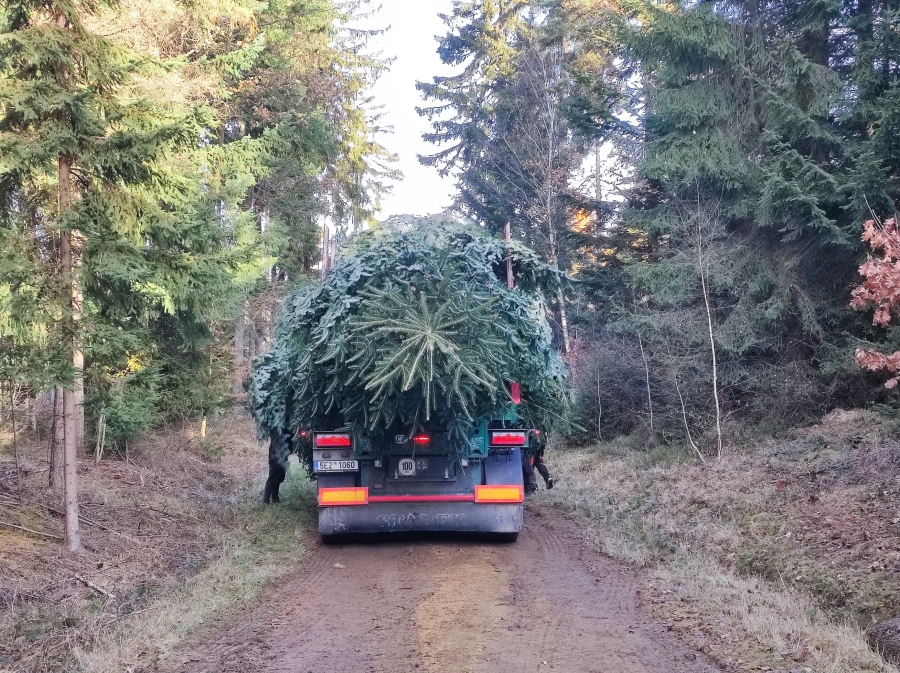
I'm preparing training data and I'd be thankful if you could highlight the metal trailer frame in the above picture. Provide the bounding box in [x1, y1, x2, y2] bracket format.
[316, 446, 525, 542]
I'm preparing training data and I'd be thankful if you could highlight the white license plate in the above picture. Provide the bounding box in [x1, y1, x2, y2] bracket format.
[315, 460, 359, 472]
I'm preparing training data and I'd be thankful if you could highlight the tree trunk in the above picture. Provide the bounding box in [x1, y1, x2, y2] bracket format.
[10, 387, 20, 491]
[557, 286, 571, 355]
[233, 308, 245, 395]
[73, 275, 84, 453]
[59, 153, 81, 553]
[50, 386, 64, 491]
[638, 334, 653, 430]
[696, 217, 723, 460]
[595, 142, 603, 228]
[248, 321, 257, 363]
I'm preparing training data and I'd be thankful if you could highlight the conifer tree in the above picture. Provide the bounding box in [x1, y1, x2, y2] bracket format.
[0, 0, 210, 549]
[420, 1, 587, 351]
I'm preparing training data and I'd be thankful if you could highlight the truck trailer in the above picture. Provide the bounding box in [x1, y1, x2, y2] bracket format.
[313, 419, 526, 542]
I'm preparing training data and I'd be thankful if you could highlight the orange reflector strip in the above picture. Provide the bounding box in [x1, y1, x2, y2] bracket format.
[490, 431, 527, 446]
[474, 484, 524, 504]
[318, 487, 368, 506]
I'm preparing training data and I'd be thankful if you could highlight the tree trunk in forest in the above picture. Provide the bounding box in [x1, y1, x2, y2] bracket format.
[59, 153, 81, 553]
[595, 143, 603, 227]
[50, 386, 64, 492]
[638, 334, 653, 430]
[74, 313, 84, 453]
[248, 321, 257, 363]
[696, 214, 723, 460]
[10, 387, 20, 491]
[557, 286, 571, 355]
[233, 309, 245, 395]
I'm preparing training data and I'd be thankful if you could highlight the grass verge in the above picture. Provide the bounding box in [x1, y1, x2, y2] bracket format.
[542, 409, 900, 673]
[74, 466, 314, 673]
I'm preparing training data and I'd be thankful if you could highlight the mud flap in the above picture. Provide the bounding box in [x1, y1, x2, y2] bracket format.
[318, 501, 523, 537]
[484, 447, 524, 486]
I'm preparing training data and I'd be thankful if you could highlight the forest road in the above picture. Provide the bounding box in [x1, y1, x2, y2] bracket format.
[164, 504, 722, 673]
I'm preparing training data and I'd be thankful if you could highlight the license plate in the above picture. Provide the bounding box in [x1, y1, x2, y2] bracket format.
[315, 460, 359, 472]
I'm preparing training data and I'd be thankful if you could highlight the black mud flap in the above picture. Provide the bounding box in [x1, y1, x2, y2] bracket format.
[318, 501, 523, 540]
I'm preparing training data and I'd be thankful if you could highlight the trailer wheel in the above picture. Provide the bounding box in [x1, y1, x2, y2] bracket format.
[321, 534, 351, 545]
[491, 532, 519, 543]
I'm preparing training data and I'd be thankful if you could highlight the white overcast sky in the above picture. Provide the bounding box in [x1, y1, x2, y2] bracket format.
[356, 1, 457, 219]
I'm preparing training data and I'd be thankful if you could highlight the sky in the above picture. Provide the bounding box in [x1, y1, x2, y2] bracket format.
[356, 1, 457, 219]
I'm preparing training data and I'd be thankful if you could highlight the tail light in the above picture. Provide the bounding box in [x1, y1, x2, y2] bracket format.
[489, 430, 527, 446]
[411, 434, 431, 445]
[315, 432, 351, 448]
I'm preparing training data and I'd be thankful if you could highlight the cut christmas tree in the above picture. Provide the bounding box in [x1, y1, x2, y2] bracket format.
[250, 218, 571, 474]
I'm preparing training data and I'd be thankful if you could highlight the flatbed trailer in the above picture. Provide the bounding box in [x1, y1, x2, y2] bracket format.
[313, 424, 526, 541]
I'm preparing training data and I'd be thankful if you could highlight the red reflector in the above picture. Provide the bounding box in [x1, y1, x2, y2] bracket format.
[299, 430, 308, 438]
[474, 484, 524, 503]
[510, 381, 521, 404]
[490, 431, 527, 446]
[315, 433, 351, 447]
[411, 434, 431, 445]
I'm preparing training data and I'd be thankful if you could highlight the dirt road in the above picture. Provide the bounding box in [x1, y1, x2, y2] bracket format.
[165, 505, 721, 673]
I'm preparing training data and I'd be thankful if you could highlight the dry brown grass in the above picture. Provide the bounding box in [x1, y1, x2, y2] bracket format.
[0, 409, 315, 673]
[542, 408, 900, 673]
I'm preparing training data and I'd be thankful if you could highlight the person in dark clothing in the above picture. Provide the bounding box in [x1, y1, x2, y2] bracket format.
[523, 430, 554, 495]
[263, 428, 293, 504]
[533, 444, 554, 489]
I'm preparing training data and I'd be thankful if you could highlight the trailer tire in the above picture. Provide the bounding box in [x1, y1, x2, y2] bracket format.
[321, 533, 350, 545]
[491, 532, 519, 543]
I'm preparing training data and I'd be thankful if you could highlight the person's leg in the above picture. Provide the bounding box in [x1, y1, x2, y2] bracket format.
[534, 456, 554, 489]
[263, 429, 292, 503]
[522, 455, 538, 495]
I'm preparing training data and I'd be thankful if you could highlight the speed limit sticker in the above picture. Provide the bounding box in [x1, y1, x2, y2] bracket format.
[398, 458, 416, 476]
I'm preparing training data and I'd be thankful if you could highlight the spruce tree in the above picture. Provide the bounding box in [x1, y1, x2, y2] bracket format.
[0, 0, 208, 549]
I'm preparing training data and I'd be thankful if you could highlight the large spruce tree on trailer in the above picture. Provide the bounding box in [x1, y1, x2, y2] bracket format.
[0, 0, 205, 551]
[250, 220, 572, 475]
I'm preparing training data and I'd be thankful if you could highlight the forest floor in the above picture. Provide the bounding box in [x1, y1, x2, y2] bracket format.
[0, 408, 898, 672]
[547, 408, 900, 673]
[0, 409, 314, 673]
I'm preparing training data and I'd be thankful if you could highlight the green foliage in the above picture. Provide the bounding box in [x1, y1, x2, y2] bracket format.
[0, 0, 392, 437]
[87, 367, 160, 446]
[250, 219, 572, 463]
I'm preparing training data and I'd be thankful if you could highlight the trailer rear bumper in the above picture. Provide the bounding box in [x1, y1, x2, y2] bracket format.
[318, 500, 523, 537]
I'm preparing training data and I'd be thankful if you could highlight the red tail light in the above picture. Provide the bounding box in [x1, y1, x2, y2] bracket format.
[490, 430, 527, 446]
[315, 433, 351, 448]
[411, 434, 431, 445]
